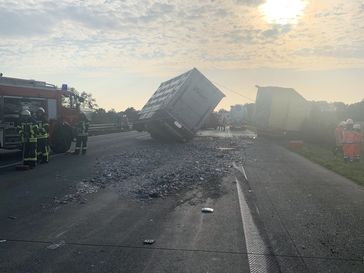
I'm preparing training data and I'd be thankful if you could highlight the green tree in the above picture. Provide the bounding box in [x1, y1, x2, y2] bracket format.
[124, 107, 139, 122]
[80, 91, 98, 109]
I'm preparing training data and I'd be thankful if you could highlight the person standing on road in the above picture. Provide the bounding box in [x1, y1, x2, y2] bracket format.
[73, 113, 90, 155]
[353, 124, 362, 161]
[334, 121, 346, 156]
[342, 119, 355, 162]
[17, 109, 38, 168]
[218, 116, 226, 132]
[35, 107, 50, 163]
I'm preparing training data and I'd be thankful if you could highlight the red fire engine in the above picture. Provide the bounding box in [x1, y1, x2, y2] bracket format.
[0, 76, 84, 153]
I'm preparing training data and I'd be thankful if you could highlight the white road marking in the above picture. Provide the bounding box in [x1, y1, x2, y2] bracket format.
[235, 177, 280, 273]
[55, 230, 68, 238]
[0, 161, 22, 169]
[233, 162, 248, 181]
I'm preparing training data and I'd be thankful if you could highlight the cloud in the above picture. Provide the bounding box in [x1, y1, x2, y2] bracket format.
[0, 0, 364, 75]
[0, 2, 124, 37]
[0, 9, 55, 36]
[295, 45, 364, 59]
[235, 0, 264, 6]
[261, 25, 291, 39]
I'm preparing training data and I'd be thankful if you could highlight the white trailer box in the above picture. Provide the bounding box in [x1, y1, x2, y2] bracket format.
[136, 68, 225, 141]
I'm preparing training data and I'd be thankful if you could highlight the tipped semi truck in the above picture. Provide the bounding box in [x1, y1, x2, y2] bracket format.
[254, 86, 311, 136]
[136, 68, 225, 142]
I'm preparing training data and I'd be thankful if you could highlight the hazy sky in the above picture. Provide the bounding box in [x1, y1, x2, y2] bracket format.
[1, 0, 364, 111]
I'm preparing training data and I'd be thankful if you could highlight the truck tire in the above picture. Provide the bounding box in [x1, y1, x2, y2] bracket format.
[51, 123, 73, 154]
[150, 132, 166, 142]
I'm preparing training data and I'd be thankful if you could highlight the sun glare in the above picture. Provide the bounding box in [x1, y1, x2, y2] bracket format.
[260, 0, 307, 25]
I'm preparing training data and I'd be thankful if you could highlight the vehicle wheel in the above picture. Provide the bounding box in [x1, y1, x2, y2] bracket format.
[150, 132, 166, 141]
[50, 123, 73, 153]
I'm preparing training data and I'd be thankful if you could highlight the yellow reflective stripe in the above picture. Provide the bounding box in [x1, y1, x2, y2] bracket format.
[24, 157, 37, 161]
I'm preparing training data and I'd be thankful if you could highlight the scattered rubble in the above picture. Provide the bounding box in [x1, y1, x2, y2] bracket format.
[58, 136, 252, 203]
[87, 136, 250, 199]
[47, 240, 66, 250]
[143, 239, 155, 245]
[201, 208, 214, 213]
[54, 181, 97, 205]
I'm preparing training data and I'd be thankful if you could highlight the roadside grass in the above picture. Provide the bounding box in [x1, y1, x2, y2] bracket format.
[293, 143, 364, 187]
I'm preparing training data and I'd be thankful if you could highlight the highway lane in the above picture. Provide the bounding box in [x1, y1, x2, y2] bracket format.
[0, 131, 363, 273]
[243, 139, 364, 273]
[0, 131, 251, 273]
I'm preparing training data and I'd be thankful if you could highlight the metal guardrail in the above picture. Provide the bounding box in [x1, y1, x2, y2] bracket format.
[88, 123, 128, 135]
[89, 123, 116, 131]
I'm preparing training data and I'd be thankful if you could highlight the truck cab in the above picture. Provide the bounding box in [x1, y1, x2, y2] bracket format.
[0, 76, 84, 153]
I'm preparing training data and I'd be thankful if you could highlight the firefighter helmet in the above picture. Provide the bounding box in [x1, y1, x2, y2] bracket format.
[339, 121, 346, 127]
[346, 119, 354, 125]
[21, 109, 31, 117]
[37, 107, 45, 114]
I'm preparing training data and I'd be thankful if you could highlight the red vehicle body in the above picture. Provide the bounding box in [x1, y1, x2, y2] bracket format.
[0, 76, 84, 153]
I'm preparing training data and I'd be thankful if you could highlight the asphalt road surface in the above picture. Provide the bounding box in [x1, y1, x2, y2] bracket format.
[0, 131, 363, 273]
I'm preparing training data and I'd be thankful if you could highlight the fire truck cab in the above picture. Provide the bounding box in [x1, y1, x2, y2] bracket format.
[0, 76, 84, 153]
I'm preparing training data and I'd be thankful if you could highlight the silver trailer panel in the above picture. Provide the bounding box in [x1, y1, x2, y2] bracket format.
[138, 68, 225, 141]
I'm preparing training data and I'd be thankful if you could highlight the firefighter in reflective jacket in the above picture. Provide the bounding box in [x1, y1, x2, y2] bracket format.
[17, 110, 38, 167]
[36, 107, 49, 163]
[334, 121, 346, 155]
[353, 124, 362, 161]
[342, 119, 356, 162]
[73, 113, 90, 155]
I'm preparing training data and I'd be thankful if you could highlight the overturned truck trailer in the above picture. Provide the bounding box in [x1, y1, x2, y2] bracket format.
[136, 68, 225, 142]
[254, 86, 311, 137]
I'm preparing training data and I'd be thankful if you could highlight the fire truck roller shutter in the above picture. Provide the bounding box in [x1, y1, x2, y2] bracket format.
[50, 121, 73, 153]
[0, 128, 3, 148]
[47, 99, 57, 120]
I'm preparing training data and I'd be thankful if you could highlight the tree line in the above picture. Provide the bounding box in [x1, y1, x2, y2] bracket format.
[78, 92, 139, 124]
[302, 100, 364, 146]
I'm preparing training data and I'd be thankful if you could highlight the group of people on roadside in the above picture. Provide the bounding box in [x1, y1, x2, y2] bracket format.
[17, 107, 89, 169]
[335, 119, 363, 162]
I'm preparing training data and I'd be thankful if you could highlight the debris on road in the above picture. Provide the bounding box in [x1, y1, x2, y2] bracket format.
[52, 135, 253, 204]
[0, 239, 7, 243]
[143, 239, 155, 245]
[201, 208, 214, 213]
[8, 216, 17, 220]
[75, 136, 252, 200]
[149, 192, 160, 198]
[55, 182, 98, 206]
[47, 240, 66, 250]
